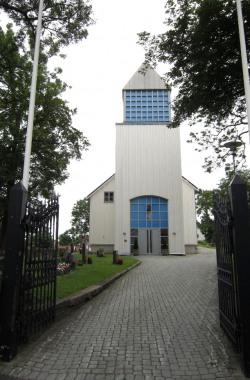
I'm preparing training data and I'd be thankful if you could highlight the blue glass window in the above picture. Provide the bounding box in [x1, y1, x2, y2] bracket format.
[139, 213, 146, 221]
[124, 90, 170, 122]
[131, 220, 138, 228]
[130, 196, 168, 228]
[131, 212, 137, 220]
[152, 204, 159, 211]
[139, 220, 146, 228]
[152, 212, 159, 220]
[160, 220, 168, 228]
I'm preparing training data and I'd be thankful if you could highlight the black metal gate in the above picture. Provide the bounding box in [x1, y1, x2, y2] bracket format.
[18, 197, 59, 341]
[213, 175, 250, 377]
[0, 183, 59, 361]
[213, 192, 241, 351]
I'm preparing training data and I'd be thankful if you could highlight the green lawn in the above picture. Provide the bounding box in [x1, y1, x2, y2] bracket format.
[56, 253, 138, 300]
[198, 240, 215, 249]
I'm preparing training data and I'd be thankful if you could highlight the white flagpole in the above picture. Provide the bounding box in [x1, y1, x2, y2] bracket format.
[235, 0, 250, 141]
[22, 0, 44, 190]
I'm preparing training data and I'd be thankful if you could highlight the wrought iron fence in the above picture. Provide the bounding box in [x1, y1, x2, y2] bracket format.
[213, 175, 250, 377]
[0, 183, 59, 361]
[213, 192, 241, 351]
[18, 197, 59, 341]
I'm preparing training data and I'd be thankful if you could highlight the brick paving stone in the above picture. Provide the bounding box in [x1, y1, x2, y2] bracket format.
[36, 373, 51, 380]
[0, 253, 248, 380]
[85, 375, 97, 380]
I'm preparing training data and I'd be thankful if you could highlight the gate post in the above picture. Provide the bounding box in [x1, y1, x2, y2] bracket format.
[0, 182, 27, 362]
[229, 175, 250, 377]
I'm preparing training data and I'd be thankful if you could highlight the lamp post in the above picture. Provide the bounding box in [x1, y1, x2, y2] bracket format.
[235, 0, 250, 142]
[223, 141, 243, 174]
[22, 0, 44, 190]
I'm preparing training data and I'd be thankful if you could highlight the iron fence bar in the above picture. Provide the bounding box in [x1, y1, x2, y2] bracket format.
[0, 183, 28, 361]
[229, 175, 250, 377]
[213, 190, 241, 352]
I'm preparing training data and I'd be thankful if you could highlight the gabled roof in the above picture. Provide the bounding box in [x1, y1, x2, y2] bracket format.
[87, 174, 115, 199]
[182, 176, 198, 191]
[87, 174, 198, 199]
[123, 64, 167, 90]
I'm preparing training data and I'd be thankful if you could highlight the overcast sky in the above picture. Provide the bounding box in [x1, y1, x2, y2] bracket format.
[46, 0, 249, 234]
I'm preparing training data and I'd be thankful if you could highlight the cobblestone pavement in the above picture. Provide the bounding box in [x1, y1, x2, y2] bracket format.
[0, 252, 246, 380]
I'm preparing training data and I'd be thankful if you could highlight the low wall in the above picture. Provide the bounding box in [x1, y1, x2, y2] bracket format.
[185, 245, 197, 254]
[90, 244, 114, 254]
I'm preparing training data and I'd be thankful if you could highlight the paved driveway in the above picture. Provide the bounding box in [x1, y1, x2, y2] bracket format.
[0, 252, 245, 379]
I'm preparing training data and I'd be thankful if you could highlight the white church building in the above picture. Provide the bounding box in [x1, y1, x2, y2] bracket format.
[87, 65, 198, 255]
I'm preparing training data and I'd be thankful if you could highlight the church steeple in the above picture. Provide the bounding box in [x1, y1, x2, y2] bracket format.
[123, 64, 170, 123]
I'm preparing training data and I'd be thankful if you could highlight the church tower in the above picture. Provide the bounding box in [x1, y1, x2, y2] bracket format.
[114, 65, 186, 254]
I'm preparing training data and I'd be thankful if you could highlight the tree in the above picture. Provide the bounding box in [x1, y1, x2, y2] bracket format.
[71, 198, 89, 240]
[58, 230, 72, 246]
[138, 0, 250, 172]
[0, 25, 90, 248]
[196, 169, 250, 244]
[217, 169, 250, 210]
[196, 189, 215, 244]
[0, 2, 94, 250]
[0, 0, 94, 55]
[58, 198, 89, 249]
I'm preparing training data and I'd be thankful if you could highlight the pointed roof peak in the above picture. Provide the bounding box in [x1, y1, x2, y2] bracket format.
[123, 63, 167, 90]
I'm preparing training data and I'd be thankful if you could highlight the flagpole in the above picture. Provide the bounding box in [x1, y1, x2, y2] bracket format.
[22, 0, 44, 190]
[235, 0, 250, 142]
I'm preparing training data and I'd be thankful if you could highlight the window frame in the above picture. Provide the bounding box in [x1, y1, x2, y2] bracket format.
[104, 191, 114, 203]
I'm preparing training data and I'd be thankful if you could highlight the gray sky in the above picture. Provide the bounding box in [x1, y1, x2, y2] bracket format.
[40, 0, 249, 233]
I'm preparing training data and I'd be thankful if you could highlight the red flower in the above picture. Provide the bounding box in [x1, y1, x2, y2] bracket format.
[116, 258, 123, 265]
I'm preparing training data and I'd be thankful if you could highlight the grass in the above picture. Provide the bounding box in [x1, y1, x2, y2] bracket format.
[198, 240, 215, 249]
[56, 252, 138, 300]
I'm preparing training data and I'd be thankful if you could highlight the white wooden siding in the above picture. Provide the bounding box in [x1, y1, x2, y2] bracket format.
[182, 179, 198, 245]
[89, 176, 115, 246]
[115, 123, 185, 254]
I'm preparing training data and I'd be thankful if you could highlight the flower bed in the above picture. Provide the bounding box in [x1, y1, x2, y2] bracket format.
[57, 262, 71, 275]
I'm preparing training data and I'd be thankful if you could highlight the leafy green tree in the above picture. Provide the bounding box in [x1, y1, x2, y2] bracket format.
[0, 25, 90, 248]
[196, 189, 215, 244]
[0, 2, 94, 250]
[138, 0, 250, 172]
[217, 170, 250, 211]
[0, 0, 94, 55]
[217, 169, 250, 196]
[196, 170, 250, 244]
[58, 198, 89, 250]
[71, 198, 89, 240]
[58, 230, 73, 246]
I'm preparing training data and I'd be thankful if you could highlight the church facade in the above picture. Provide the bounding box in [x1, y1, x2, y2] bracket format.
[87, 65, 198, 255]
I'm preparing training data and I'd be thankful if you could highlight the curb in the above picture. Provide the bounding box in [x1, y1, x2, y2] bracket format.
[55, 260, 141, 320]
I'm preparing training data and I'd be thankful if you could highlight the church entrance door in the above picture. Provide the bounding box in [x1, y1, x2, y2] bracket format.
[138, 229, 161, 254]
